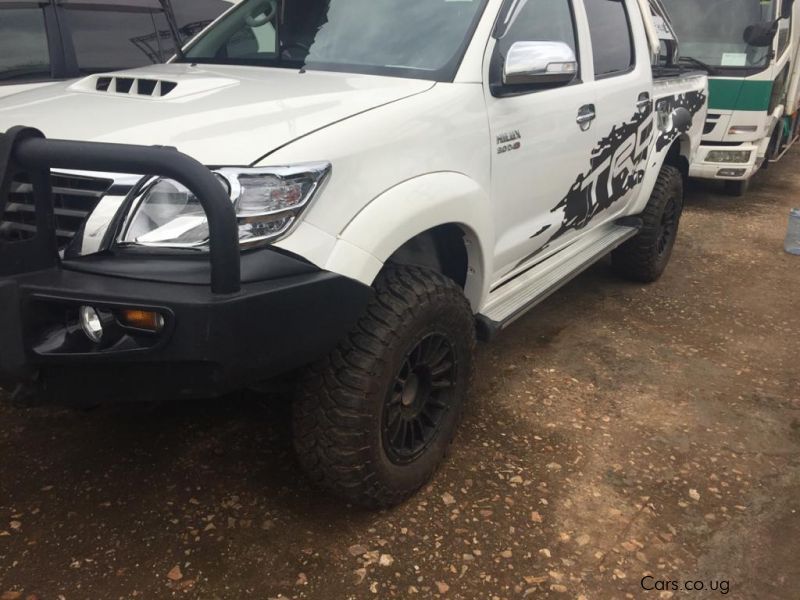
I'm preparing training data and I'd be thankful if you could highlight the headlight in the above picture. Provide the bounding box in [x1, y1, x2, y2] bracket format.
[705, 150, 752, 164]
[119, 163, 331, 249]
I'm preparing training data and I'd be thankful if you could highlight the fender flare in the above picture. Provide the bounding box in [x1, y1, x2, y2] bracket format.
[324, 172, 494, 310]
[630, 133, 692, 214]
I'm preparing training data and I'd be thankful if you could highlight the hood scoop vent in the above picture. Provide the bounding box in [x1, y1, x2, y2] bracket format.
[94, 76, 178, 97]
[70, 71, 239, 100]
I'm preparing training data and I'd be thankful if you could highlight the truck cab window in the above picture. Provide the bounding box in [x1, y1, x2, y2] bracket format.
[584, 0, 635, 77]
[496, 0, 578, 56]
[62, 8, 171, 73]
[663, 0, 776, 70]
[0, 8, 51, 83]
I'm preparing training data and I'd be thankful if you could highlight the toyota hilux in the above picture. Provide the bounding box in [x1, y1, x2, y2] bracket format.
[0, 0, 707, 507]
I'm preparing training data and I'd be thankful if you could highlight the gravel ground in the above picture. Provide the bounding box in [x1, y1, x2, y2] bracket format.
[1, 149, 799, 600]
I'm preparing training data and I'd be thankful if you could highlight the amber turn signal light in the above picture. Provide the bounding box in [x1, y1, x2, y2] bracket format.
[118, 309, 165, 332]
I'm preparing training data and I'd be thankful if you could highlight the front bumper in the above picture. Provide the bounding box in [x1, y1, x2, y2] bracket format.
[0, 127, 371, 404]
[689, 143, 760, 181]
[0, 254, 371, 404]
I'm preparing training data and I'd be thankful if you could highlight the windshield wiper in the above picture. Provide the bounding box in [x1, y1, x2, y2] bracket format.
[158, 0, 187, 62]
[679, 56, 716, 74]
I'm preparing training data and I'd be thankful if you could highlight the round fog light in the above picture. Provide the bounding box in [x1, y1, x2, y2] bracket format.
[79, 306, 104, 343]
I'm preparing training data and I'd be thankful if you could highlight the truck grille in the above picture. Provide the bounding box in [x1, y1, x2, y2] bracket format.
[1, 172, 113, 249]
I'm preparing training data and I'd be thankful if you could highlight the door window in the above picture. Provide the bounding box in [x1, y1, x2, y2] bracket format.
[584, 0, 635, 77]
[776, 17, 791, 57]
[496, 0, 578, 56]
[0, 8, 51, 83]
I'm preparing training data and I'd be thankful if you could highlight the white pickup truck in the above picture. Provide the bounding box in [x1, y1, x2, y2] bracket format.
[0, 0, 707, 507]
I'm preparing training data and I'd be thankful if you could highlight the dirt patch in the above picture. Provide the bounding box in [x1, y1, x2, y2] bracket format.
[1, 151, 799, 599]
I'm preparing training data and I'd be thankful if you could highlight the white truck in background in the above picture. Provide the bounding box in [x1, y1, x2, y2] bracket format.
[0, 0, 707, 507]
[663, 0, 800, 195]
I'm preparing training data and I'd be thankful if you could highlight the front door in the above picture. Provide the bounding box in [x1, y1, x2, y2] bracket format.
[486, 0, 596, 284]
[486, 0, 650, 286]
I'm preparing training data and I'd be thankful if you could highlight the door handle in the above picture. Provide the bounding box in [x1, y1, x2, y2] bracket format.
[637, 92, 652, 113]
[576, 104, 596, 131]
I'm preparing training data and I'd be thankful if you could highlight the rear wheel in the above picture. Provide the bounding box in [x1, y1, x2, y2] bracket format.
[293, 265, 475, 508]
[612, 165, 683, 283]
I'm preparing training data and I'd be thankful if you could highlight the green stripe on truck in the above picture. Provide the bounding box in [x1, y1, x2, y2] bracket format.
[708, 79, 773, 111]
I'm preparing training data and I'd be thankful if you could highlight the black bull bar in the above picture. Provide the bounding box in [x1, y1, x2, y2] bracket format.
[0, 126, 241, 294]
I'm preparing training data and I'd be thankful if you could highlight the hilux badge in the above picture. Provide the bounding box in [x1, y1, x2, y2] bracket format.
[497, 130, 522, 154]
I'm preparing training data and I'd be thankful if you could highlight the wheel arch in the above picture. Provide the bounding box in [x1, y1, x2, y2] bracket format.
[324, 172, 493, 311]
[629, 134, 691, 215]
[664, 134, 692, 187]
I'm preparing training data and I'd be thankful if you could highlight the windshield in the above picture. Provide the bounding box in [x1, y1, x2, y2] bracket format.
[181, 0, 488, 80]
[663, 0, 777, 70]
[63, 7, 172, 73]
[0, 8, 51, 83]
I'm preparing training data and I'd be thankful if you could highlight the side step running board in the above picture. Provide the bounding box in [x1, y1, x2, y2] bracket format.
[477, 223, 640, 339]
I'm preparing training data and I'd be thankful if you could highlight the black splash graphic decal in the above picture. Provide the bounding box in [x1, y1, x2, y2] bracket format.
[544, 103, 655, 244]
[506, 89, 707, 277]
[530, 224, 550, 238]
[654, 90, 707, 152]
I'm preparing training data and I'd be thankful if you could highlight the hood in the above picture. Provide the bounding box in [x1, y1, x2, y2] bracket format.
[0, 63, 435, 165]
[0, 82, 58, 101]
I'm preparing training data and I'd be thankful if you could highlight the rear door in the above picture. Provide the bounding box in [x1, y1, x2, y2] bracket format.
[574, 0, 655, 225]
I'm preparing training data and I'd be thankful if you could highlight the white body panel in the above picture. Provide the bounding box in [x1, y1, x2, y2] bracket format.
[787, 2, 800, 114]
[0, 82, 56, 100]
[0, 64, 434, 165]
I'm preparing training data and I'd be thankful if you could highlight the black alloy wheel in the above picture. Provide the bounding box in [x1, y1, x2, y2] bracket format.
[382, 333, 457, 465]
[612, 164, 684, 283]
[657, 197, 679, 257]
[293, 265, 475, 508]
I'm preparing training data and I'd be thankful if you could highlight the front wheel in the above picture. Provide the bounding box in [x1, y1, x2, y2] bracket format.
[293, 266, 475, 508]
[612, 165, 683, 283]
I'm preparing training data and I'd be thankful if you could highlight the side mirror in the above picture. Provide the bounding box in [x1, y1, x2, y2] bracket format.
[743, 20, 779, 47]
[503, 41, 578, 87]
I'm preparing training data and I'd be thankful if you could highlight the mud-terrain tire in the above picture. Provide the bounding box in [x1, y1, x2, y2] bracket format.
[612, 165, 683, 283]
[724, 179, 749, 197]
[293, 265, 475, 509]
